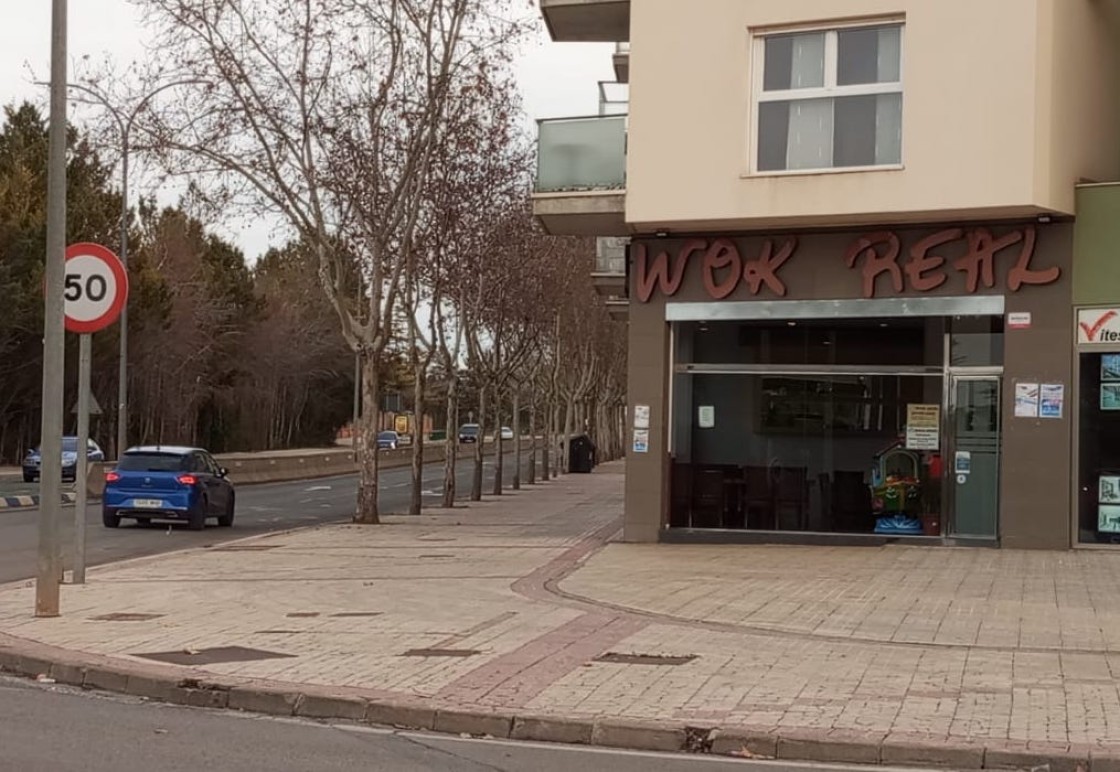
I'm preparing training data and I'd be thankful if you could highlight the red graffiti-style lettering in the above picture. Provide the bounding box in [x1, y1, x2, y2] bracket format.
[634, 240, 705, 302]
[744, 238, 796, 297]
[702, 240, 742, 299]
[953, 229, 1021, 293]
[1007, 226, 1059, 291]
[905, 229, 959, 292]
[844, 232, 903, 299]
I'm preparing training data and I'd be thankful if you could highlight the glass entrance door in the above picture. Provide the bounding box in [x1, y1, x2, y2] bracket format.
[949, 376, 1001, 539]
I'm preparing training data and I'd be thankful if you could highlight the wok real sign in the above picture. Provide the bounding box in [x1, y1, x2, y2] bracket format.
[1078, 309, 1120, 345]
[634, 225, 1061, 303]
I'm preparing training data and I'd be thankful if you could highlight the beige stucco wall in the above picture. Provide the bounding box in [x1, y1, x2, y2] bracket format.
[1036, 0, 1120, 213]
[626, 0, 1120, 232]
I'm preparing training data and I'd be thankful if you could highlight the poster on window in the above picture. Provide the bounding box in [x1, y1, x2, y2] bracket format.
[632, 429, 649, 454]
[633, 404, 650, 430]
[1099, 505, 1120, 534]
[698, 405, 715, 429]
[904, 404, 940, 450]
[1014, 382, 1039, 418]
[1039, 384, 1064, 419]
[1100, 476, 1120, 504]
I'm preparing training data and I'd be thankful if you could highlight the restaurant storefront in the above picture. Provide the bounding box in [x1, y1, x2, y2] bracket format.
[624, 222, 1074, 549]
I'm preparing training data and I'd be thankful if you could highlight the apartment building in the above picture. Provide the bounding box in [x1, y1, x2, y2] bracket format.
[534, 0, 1120, 549]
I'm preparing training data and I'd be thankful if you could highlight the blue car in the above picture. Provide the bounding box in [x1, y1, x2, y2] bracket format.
[102, 445, 235, 531]
[23, 436, 105, 483]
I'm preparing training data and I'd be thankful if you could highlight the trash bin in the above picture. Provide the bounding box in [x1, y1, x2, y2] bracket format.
[569, 434, 596, 474]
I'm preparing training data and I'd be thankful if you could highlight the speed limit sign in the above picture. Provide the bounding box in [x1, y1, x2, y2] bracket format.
[64, 243, 129, 334]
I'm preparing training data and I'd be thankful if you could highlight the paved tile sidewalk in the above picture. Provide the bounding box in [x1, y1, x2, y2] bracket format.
[3, 463, 1120, 762]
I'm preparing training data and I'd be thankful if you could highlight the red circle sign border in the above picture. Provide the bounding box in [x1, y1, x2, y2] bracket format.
[64, 242, 129, 334]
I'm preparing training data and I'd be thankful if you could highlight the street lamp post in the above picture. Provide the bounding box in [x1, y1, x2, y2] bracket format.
[61, 79, 201, 459]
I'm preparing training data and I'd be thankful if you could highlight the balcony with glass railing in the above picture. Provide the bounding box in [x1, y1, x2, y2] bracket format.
[592, 236, 628, 296]
[533, 113, 627, 236]
[540, 0, 630, 43]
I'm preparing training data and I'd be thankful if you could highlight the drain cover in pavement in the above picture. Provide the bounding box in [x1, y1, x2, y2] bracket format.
[401, 648, 480, 658]
[211, 545, 279, 552]
[90, 613, 164, 622]
[594, 652, 697, 666]
[135, 646, 295, 665]
[329, 612, 382, 618]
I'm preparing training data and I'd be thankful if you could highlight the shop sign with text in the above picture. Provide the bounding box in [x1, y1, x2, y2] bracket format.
[1079, 309, 1120, 345]
[634, 226, 1060, 303]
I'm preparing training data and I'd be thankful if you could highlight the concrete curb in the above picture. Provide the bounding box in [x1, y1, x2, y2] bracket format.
[0, 631, 1109, 770]
[0, 492, 77, 511]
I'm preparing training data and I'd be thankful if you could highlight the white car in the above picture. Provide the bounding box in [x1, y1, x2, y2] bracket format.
[499, 427, 514, 441]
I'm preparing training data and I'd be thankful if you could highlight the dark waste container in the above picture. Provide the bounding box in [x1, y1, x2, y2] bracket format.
[569, 434, 596, 474]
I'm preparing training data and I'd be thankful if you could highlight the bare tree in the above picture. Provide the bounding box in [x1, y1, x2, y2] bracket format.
[136, 0, 519, 522]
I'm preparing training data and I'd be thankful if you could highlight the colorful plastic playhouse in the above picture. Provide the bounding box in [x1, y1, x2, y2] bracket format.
[871, 441, 923, 535]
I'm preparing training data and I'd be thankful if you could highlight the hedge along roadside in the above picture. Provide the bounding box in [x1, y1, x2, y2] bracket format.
[84, 437, 542, 499]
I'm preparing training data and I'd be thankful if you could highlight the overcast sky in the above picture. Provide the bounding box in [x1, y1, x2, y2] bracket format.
[0, 1, 615, 260]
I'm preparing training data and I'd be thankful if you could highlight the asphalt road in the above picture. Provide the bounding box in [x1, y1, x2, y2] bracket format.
[0, 453, 529, 585]
[0, 675, 910, 772]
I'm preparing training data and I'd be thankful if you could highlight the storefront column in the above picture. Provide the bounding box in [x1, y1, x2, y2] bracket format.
[997, 223, 1074, 549]
[624, 294, 669, 542]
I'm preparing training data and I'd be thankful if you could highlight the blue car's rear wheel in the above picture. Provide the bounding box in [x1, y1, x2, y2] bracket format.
[217, 493, 235, 527]
[188, 498, 207, 531]
[102, 509, 120, 528]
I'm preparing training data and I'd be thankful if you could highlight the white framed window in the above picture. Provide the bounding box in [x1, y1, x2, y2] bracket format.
[753, 22, 904, 174]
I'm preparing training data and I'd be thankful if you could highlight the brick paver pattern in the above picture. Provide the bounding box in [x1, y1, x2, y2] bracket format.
[3, 462, 1120, 752]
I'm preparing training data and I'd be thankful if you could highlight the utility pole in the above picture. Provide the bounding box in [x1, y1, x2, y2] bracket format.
[37, 0, 68, 617]
[116, 133, 129, 459]
[72, 334, 91, 584]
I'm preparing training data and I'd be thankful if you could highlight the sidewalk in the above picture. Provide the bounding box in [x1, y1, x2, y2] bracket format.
[1, 465, 1119, 768]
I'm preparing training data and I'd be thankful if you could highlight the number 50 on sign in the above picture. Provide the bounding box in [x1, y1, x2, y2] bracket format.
[64, 243, 129, 334]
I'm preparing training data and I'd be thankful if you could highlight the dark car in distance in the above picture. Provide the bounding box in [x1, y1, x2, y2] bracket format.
[23, 437, 105, 483]
[457, 423, 480, 443]
[102, 446, 235, 531]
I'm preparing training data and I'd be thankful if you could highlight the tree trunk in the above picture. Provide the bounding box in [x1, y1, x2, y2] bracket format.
[512, 390, 521, 490]
[442, 376, 458, 508]
[409, 366, 424, 516]
[355, 353, 381, 524]
[491, 388, 503, 496]
[527, 398, 536, 484]
[540, 398, 550, 481]
[471, 383, 486, 501]
[562, 397, 575, 474]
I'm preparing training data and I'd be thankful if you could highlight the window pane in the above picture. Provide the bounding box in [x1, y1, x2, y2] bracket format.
[1079, 352, 1120, 544]
[757, 101, 790, 171]
[838, 25, 901, 86]
[787, 98, 833, 170]
[834, 95, 876, 167]
[764, 32, 825, 91]
[833, 93, 902, 167]
[875, 92, 902, 165]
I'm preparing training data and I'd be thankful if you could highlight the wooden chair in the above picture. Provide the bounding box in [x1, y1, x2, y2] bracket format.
[690, 467, 726, 529]
[741, 465, 773, 529]
[774, 466, 809, 530]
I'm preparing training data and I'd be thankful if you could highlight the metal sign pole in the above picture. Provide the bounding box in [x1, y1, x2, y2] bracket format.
[73, 333, 91, 584]
[36, 0, 67, 618]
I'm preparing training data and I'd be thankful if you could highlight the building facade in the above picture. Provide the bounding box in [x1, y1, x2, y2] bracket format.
[534, 0, 1120, 549]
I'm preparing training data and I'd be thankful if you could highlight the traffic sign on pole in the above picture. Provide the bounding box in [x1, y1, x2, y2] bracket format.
[64, 242, 128, 334]
[63, 242, 127, 587]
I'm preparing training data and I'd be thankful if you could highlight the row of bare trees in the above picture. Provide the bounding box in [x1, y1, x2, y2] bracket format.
[120, 0, 627, 522]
